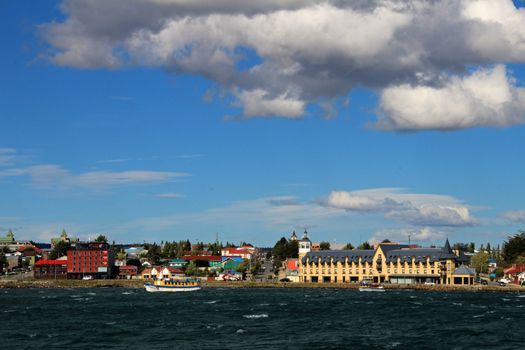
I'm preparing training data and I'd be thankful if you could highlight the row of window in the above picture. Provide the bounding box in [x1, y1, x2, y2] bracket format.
[303, 262, 441, 268]
[304, 268, 437, 275]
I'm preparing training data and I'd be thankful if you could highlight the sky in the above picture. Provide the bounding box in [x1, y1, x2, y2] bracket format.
[1, 0, 525, 247]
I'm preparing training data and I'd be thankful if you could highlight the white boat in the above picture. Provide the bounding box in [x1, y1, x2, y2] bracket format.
[144, 278, 201, 292]
[359, 284, 385, 292]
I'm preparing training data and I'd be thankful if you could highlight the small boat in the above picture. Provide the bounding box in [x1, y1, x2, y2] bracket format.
[144, 278, 201, 292]
[358, 283, 385, 292]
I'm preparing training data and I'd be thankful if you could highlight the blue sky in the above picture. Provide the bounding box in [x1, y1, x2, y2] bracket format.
[1, 0, 525, 247]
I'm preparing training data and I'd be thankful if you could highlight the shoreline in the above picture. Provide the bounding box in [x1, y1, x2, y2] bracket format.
[1, 279, 524, 293]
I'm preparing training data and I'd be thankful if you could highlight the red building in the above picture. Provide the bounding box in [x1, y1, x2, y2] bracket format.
[67, 242, 114, 279]
[504, 264, 525, 284]
[34, 259, 68, 279]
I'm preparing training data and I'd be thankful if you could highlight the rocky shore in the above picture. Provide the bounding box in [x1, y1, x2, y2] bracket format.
[1, 278, 525, 292]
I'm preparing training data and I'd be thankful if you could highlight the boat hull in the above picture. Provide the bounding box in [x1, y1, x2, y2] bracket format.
[144, 282, 201, 292]
[358, 287, 385, 292]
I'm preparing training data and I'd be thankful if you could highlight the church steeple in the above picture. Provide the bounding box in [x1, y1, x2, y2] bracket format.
[443, 238, 453, 254]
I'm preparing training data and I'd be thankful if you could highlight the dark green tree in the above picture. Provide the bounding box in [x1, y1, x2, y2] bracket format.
[343, 243, 354, 250]
[94, 235, 108, 243]
[357, 241, 373, 250]
[145, 243, 161, 264]
[49, 240, 71, 260]
[381, 239, 392, 243]
[126, 258, 142, 269]
[502, 231, 525, 263]
[271, 237, 298, 271]
[0, 252, 7, 273]
[453, 243, 469, 252]
[319, 241, 331, 250]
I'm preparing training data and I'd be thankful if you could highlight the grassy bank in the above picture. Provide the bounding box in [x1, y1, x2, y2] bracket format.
[1, 278, 525, 292]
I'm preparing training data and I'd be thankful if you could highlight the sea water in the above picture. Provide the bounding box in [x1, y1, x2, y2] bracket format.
[1, 288, 524, 349]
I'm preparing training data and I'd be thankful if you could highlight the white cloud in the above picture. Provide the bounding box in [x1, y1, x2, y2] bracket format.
[378, 65, 525, 130]
[501, 210, 525, 222]
[156, 192, 185, 198]
[324, 188, 476, 227]
[0, 148, 16, 167]
[369, 227, 447, 245]
[0, 164, 188, 189]
[38, 1, 525, 126]
[118, 195, 346, 235]
[462, 0, 525, 61]
[231, 89, 305, 119]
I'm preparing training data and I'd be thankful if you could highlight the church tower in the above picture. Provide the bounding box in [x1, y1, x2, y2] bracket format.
[297, 230, 312, 283]
[298, 230, 312, 258]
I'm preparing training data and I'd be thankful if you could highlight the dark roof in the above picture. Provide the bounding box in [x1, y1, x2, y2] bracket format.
[303, 249, 375, 264]
[302, 243, 459, 264]
[443, 238, 453, 254]
[378, 244, 409, 253]
[453, 265, 476, 276]
[383, 247, 457, 263]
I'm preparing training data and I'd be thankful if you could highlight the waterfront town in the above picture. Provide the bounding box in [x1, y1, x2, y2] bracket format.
[1, 228, 525, 288]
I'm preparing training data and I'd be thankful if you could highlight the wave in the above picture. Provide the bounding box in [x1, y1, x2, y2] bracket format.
[243, 314, 269, 319]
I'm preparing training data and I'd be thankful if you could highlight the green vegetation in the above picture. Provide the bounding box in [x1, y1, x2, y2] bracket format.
[271, 237, 298, 272]
[470, 251, 489, 273]
[452, 242, 476, 253]
[94, 235, 108, 243]
[126, 258, 141, 269]
[502, 230, 525, 264]
[343, 243, 354, 250]
[0, 251, 7, 273]
[357, 241, 373, 250]
[319, 241, 331, 250]
[49, 240, 71, 260]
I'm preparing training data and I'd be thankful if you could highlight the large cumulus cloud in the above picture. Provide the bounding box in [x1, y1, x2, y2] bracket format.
[324, 188, 477, 227]
[40, 0, 525, 128]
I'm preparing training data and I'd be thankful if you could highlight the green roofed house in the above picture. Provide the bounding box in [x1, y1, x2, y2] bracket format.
[0, 229, 15, 245]
[51, 229, 79, 248]
[222, 256, 244, 271]
[168, 259, 188, 269]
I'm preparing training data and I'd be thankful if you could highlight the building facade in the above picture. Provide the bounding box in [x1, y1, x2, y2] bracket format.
[34, 259, 68, 279]
[67, 242, 114, 279]
[299, 239, 474, 285]
[116, 265, 138, 279]
[221, 247, 254, 260]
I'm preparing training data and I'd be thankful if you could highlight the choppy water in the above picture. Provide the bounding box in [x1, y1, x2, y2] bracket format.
[1, 288, 525, 349]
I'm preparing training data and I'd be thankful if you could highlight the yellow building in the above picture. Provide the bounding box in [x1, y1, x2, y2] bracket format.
[298, 237, 474, 285]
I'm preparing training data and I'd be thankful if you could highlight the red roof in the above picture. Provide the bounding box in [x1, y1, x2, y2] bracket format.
[286, 259, 298, 271]
[182, 255, 221, 261]
[165, 267, 184, 274]
[35, 259, 67, 266]
[504, 264, 525, 274]
[222, 248, 252, 255]
[17, 245, 42, 253]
